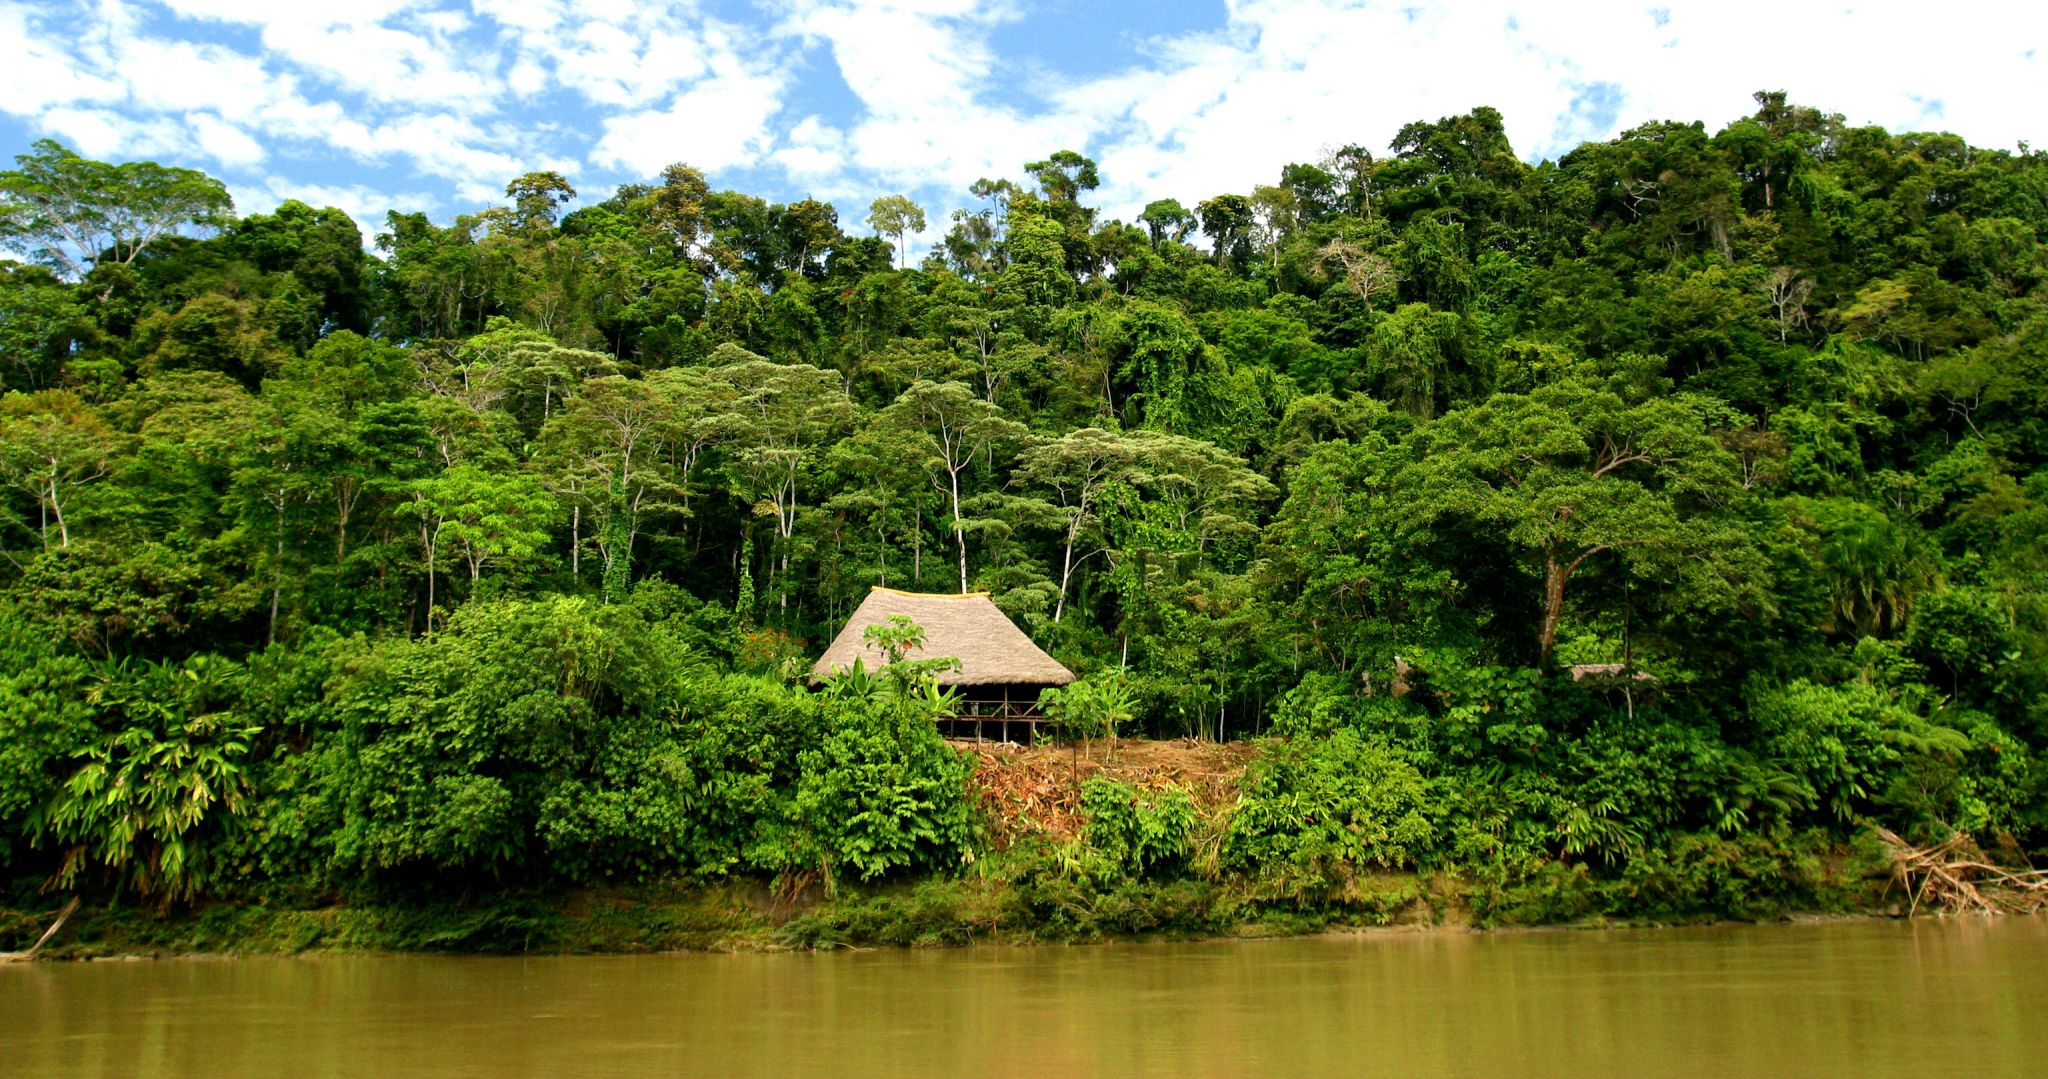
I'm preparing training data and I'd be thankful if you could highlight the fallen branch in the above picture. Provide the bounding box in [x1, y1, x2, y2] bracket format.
[3, 896, 81, 962]
[1881, 829, 2048, 916]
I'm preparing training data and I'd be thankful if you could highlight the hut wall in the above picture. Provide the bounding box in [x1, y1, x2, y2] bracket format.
[939, 683, 1058, 744]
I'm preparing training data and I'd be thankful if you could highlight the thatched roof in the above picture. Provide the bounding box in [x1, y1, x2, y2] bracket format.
[810, 588, 1077, 687]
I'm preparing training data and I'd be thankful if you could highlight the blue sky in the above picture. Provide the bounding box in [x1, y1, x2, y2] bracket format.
[2, 1, 2044, 253]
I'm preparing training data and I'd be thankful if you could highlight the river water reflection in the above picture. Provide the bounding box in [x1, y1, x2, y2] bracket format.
[4, 918, 2045, 1078]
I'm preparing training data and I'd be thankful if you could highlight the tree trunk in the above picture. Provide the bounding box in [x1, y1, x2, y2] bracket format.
[954, 528, 968, 594]
[1540, 555, 1568, 659]
[337, 497, 350, 563]
[47, 481, 69, 549]
[950, 468, 968, 593]
[268, 529, 283, 646]
[1053, 515, 1080, 622]
[422, 521, 436, 630]
[1539, 546, 1608, 659]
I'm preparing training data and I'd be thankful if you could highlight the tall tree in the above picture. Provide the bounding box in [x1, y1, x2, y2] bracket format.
[0, 390, 118, 549]
[505, 171, 576, 235]
[879, 381, 1028, 593]
[1404, 378, 1769, 659]
[1024, 150, 1101, 205]
[409, 464, 557, 615]
[1017, 427, 1139, 621]
[0, 139, 233, 283]
[866, 195, 927, 269]
[714, 356, 854, 610]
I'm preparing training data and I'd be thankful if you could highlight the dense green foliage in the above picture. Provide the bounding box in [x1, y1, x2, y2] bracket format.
[5, 93, 2048, 935]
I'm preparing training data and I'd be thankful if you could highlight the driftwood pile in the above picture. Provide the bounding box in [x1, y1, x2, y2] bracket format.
[1882, 828, 2048, 916]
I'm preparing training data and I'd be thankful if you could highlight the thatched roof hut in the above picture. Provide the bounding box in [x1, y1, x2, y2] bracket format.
[810, 587, 1076, 689]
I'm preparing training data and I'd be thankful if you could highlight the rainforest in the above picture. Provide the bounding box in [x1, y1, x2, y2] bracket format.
[3, 92, 2046, 952]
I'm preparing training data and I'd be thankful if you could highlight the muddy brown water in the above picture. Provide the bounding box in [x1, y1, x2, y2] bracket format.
[3, 918, 2044, 1077]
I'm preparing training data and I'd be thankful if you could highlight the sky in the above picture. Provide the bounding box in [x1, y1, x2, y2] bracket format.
[3, 0, 2045, 254]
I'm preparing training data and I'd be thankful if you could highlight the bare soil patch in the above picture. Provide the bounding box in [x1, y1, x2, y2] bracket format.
[956, 737, 1256, 848]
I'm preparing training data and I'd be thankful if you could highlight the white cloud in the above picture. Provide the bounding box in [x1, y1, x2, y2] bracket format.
[771, 115, 850, 180]
[188, 113, 266, 168]
[2, 0, 2043, 240]
[36, 107, 187, 160]
[0, 1, 571, 199]
[155, 3, 504, 114]
[0, 5, 125, 115]
[771, 0, 1087, 192]
[591, 59, 787, 176]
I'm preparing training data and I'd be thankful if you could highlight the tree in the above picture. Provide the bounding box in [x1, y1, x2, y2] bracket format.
[228, 199, 371, 332]
[506, 171, 576, 234]
[1762, 266, 1814, 343]
[1024, 150, 1100, 204]
[1254, 426, 1416, 676]
[1196, 194, 1255, 268]
[133, 294, 290, 389]
[1121, 430, 1276, 556]
[1404, 378, 1769, 659]
[535, 375, 680, 594]
[649, 163, 712, 268]
[1369, 303, 1459, 420]
[409, 465, 558, 615]
[1317, 237, 1400, 312]
[0, 140, 233, 283]
[264, 331, 427, 563]
[0, 390, 117, 549]
[1117, 300, 1213, 434]
[0, 263, 90, 390]
[968, 177, 1020, 230]
[533, 364, 731, 593]
[866, 195, 927, 269]
[856, 613, 963, 688]
[825, 420, 933, 589]
[878, 381, 1028, 593]
[1039, 669, 1136, 760]
[714, 356, 854, 610]
[1017, 427, 1139, 622]
[998, 214, 1076, 310]
[775, 198, 842, 279]
[1138, 199, 1195, 249]
[1280, 161, 1341, 223]
[1248, 184, 1298, 268]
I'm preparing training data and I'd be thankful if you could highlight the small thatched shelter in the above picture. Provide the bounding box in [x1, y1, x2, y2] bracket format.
[811, 588, 1076, 742]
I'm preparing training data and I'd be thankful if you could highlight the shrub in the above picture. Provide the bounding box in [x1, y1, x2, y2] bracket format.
[1074, 777, 1197, 881]
[1222, 731, 1437, 888]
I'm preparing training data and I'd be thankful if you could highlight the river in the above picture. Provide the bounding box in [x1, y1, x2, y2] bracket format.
[3, 918, 2044, 1077]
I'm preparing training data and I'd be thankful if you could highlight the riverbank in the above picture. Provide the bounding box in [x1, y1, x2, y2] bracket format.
[0, 876, 1900, 962]
[2, 844, 1899, 960]
[0, 738, 1995, 960]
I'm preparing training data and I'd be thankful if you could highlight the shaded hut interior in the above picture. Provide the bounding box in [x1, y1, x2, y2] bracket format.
[810, 588, 1076, 743]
